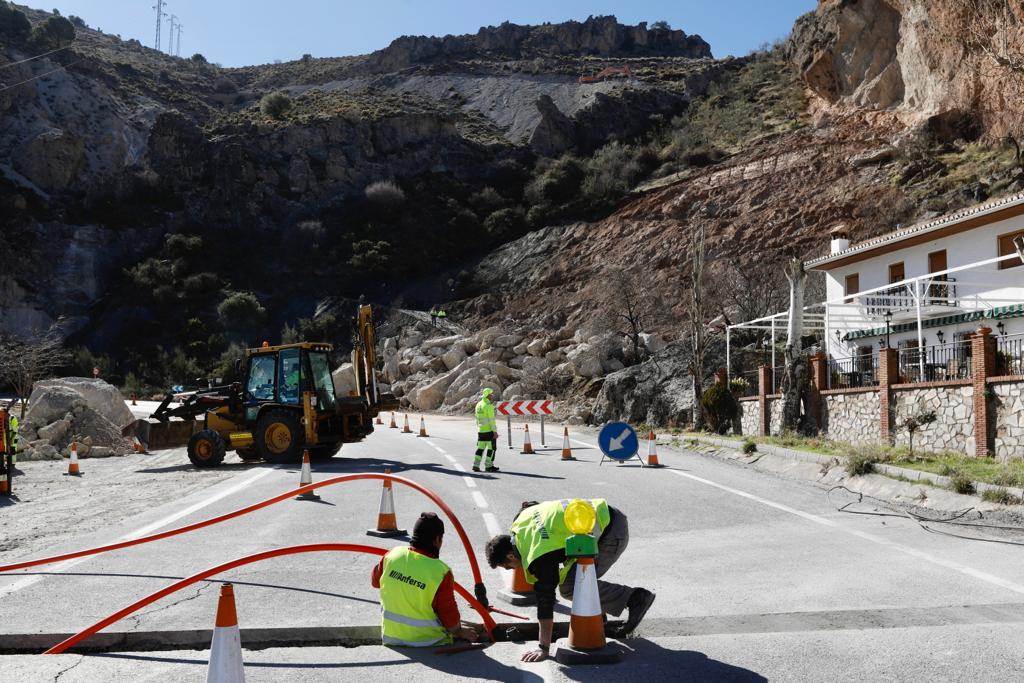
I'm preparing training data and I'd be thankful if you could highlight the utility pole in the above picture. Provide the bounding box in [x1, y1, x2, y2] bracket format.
[176, 24, 183, 57]
[168, 14, 178, 54]
[153, 0, 168, 51]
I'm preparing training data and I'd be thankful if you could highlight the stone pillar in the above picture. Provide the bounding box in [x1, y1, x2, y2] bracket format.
[878, 346, 898, 445]
[757, 365, 770, 437]
[809, 353, 827, 431]
[971, 327, 996, 456]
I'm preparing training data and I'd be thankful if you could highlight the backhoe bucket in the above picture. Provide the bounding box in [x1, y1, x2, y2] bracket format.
[122, 418, 200, 451]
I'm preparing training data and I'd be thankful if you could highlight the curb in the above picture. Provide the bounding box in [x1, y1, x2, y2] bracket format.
[685, 435, 1024, 501]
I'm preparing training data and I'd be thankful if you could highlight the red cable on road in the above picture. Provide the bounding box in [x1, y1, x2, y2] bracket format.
[43, 543, 498, 655]
[0, 474, 490, 605]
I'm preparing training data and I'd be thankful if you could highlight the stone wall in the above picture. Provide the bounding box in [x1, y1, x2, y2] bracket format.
[892, 384, 975, 454]
[822, 390, 881, 445]
[739, 399, 759, 436]
[993, 381, 1024, 459]
[768, 398, 782, 435]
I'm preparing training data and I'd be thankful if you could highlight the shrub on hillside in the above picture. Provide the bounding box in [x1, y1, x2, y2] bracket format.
[68, 14, 85, 28]
[700, 384, 739, 435]
[217, 291, 267, 341]
[364, 180, 406, 205]
[525, 155, 584, 207]
[190, 53, 208, 63]
[260, 91, 292, 120]
[844, 445, 883, 476]
[0, 2, 31, 44]
[31, 15, 75, 50]
[483, 206, 526, 240]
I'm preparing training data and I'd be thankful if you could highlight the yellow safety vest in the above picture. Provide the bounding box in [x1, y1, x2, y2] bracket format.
[510, 499, 611, 585]
[379, 547, 452, 647]
[475, 398, 496, 433]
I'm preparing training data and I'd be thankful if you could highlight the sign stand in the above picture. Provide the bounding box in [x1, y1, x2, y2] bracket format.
[496, 400, 555, 450]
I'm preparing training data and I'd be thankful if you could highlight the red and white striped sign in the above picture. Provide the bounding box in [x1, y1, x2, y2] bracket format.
[496, 400, 554, 416]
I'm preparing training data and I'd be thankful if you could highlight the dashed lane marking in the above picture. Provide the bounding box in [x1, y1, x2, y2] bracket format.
[667, 469, 1024, 596]
[471, 491, 489, 509]
[482, 512, 502, 538]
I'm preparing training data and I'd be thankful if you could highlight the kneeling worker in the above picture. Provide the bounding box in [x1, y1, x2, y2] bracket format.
[372, 512, 482, 646]
[485, 499, 656, 662]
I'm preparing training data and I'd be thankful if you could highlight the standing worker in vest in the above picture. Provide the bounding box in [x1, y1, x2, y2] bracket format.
[8, 410, 17, 465]
[372, 512, 482, 647]
[473, 387, 499, 473]
[484, 499, 656, 662]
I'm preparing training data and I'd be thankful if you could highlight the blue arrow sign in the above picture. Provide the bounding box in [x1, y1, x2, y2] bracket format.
[598, 422, 639, 461]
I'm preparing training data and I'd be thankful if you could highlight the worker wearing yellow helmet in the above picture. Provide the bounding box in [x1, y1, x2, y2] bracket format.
[472, 387, 499, 473]
[484, 499, 655, 662]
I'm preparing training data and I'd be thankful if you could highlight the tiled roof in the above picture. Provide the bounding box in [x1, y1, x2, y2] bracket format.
[806, 191, 1024, 268]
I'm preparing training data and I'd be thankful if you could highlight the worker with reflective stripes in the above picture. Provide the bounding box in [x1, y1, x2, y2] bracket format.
[485, 499, 656, 662]
[372, 512, 481, 647]
[473, 387, 499, 472]
[8, 413, 17, 464]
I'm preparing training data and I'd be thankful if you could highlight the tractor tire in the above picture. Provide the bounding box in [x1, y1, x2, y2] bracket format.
[236, 447, 262, 462]
[188, 430, 227, 468]
[256, 409, 304, 464]
[309, 443, 342, 460]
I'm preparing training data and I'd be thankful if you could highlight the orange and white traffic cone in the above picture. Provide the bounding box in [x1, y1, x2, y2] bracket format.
[65, 441, 81, 477]
[366, 468, 407, 538]
[417, 416, 428, 438]
[296, 450, 320, 501]
[645, 431, 663, 467]
[521, 425, 535, 454]
[375, 414, 383, 425]
[132, 436, 146, 454]
[389, 412, 398, 429]
[497, 563, 537, 606]
[206, 583, 245, 683]
[402, 414, 413, 434]
[554, 555, 623, 664]
[561, 427, 575, 461]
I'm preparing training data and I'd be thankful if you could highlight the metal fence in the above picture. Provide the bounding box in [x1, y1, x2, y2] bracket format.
[827, 352, 880, 389]
[896, 340, 972, 383]
[733, 369, 760, 398]
[861, 277, 958, 318]
[996, 333, 1024, 376]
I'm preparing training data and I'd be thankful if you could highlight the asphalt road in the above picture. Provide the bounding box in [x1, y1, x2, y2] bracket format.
[2, 413, 1024, 681]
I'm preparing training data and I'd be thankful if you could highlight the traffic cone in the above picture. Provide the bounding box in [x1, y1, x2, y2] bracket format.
[295, 450, 320, 501]
[130, 392, 137, 406]
[65, 441, 81, 477]
[645, 431, 663, 467]
[417, 416, 428, 437]
[520, 425, 535, 454]
[389, 412, 398, 429]
[561, 427, 575, 461]
[375, 414, 383, 425]
[206, 583, 245, 683]
[553, 556, 623, 665]
[402, 414, 413, 433]
[366, 468, 407, 538]
[497, 563, 537, 606]
[132, 436, 146, 454]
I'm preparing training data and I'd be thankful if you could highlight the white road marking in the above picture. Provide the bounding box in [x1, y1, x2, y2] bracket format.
[667, 469, 1024, 596]
[463, 476, 477, 488]
[471, 491, 489, 509]
[452, 461, 467, 472]
[570, 438, 598, 449]
[0, 467, 273, 598]
[482, 512, 502, 538]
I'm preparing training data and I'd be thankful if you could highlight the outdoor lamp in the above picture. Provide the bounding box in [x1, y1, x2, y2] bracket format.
[834, 330, 842, 341]
[884, 310, 893, 348]
[998, 322, 1006, 336]
[936, 330, 944, 345]
[564, 499, 598, 558]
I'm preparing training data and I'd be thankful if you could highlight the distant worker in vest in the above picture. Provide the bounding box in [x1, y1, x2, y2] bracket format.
[436, 308, 447, 325]
[372, 512, 482, 646]
[429, 307, 438, 328]
[473, 387, 499, 472]
[485, 499, 656, 662]
[8, 411, 18, 464]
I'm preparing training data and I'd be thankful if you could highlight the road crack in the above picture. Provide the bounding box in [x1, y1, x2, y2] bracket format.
[127, 581, 215, 632]
[53, 654, 84, 682]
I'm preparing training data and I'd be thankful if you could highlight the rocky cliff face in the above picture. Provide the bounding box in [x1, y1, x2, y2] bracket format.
[789, 0, 1024, 139]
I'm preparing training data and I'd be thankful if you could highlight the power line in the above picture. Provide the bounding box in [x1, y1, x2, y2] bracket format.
[0, 59, 83, 93]
[0, 44, 74, 70]
[153, 0, 168, 51]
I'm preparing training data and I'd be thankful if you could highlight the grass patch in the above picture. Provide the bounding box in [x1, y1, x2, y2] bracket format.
[947, 469, 976, 495]
[888, 453, 1024, 487]
[741, 439, 757, 455]
[981, 487, 1023, 505]
[845, 446, 882, 476]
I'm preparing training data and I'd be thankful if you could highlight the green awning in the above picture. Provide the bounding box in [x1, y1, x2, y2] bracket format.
[843, 304, 1024, 340]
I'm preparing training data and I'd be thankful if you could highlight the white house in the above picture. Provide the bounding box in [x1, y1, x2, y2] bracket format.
[729, 192, 1024, 388]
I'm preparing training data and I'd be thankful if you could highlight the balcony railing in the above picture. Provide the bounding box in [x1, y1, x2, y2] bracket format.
[861, 277, 958, 318]
[896, 340, 972, 383]
[827, 353, 881, 389]
[996, 333, 1024, 376]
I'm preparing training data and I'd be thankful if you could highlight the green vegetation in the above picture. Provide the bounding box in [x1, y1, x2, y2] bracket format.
[844, 446, 879, 476]
[217, 292, 267, 342]
[700, 384, 739, 435]
[31, 14, 75, 49]
[259, 91, 293, 120]
[741, 439, 757, 455]
[981, 487, 1023, 505]
[0, 1, 31, 43]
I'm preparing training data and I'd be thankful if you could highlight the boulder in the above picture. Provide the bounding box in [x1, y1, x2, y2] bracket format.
[331, 363, 358, 398]
[527, 339, 547, 357]
[639, 332, 667, 354]
[577, 356, 605, 379]
[521, 356, 552, 376]
[442, 346, 467, 371]
[27, 378, 130, 427]
[493, 334, 524, 349]
[407, 368, 460, 411]
[593, 341, 696, 426]
[512, 342, 529, 356]
[545, 349, 565, 363]
[410, 355, 433, 373]
[402, 330, 424, 347]
[37, 417, 71, 443]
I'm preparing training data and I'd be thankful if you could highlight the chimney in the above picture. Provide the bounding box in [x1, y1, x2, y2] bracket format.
[830, 224, 850, 255]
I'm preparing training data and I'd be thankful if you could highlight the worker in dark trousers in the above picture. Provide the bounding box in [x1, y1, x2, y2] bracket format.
[473, 388, 498, 472]
[429, 308, 438, 328]
[485, 499, 656, 662]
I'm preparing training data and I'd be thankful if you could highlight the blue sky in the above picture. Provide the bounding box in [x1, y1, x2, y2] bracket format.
[27, 1, 817, 67]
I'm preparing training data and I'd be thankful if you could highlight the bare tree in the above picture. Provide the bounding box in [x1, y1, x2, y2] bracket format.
[0, 323, 68, 418]
[596, 265, 662, 365]
[780, 258, 812, 433]
[684, 224, 715, 431]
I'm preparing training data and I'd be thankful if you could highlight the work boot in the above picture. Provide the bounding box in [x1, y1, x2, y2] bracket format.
[619, 588, 656, 636]
[472, 466, 480, 472]
[485, 466, 500, 472]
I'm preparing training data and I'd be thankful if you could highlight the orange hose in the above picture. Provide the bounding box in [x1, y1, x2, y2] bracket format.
[44, 543, 498, 655]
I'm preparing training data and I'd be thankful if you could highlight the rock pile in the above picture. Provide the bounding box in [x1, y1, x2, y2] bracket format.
[15, 378, 134, 461]
[382, 319, 667, 422]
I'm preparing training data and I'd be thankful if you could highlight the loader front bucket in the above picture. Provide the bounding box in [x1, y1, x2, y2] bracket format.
[122, 418, 200, 451]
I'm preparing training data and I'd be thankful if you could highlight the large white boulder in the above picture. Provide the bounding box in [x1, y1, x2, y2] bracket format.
[493, 334, 524, 349]
[640, 332, 667, 354]
[407, 368, 460, 411]
[442, 346, 467, 371]
[331, 363, 359, 398]
[31, 378, 133, 427]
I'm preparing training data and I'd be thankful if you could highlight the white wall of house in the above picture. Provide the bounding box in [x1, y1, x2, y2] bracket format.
[819, 215, 1024, 360]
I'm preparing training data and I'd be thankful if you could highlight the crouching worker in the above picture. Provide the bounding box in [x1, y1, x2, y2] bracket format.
[372, 512, 482, 646]
[485, 499, 656, 662]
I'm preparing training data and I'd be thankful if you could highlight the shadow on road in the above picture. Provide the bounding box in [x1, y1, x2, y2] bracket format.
[135, 462, 264, 474]
[94, 652, 411, 668]
[557, 639, 767, 682]
[16, 571, 380, 604]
